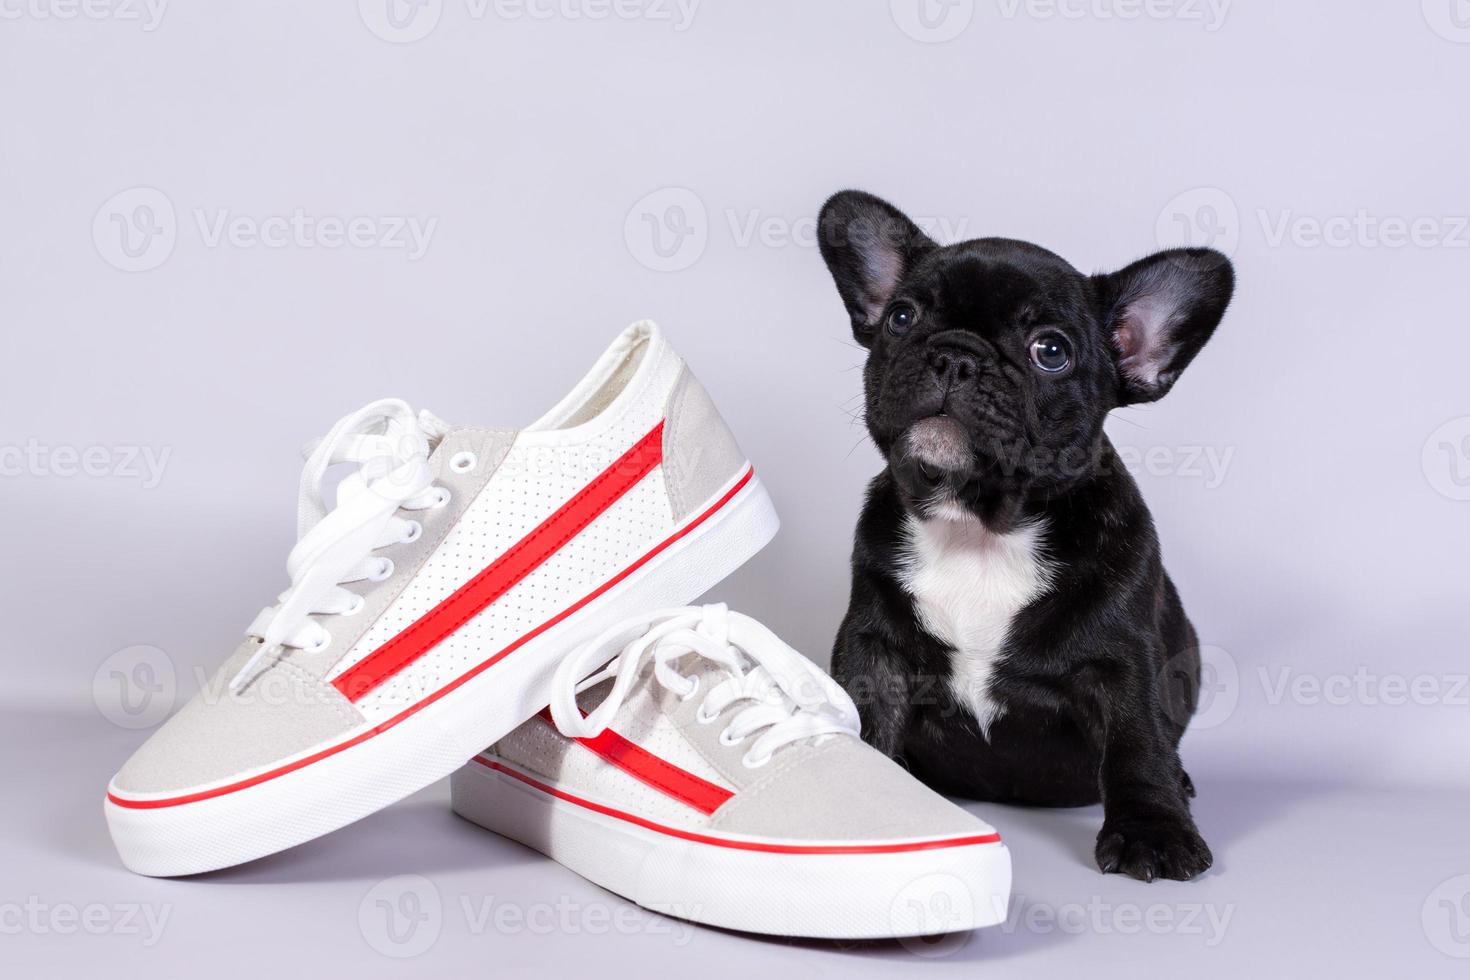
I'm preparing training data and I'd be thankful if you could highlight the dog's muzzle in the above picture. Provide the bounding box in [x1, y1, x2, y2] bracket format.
[895, 415, 973, 495]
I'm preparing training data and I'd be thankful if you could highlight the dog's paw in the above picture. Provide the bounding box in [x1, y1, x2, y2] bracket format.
[1095, 816, 1213, 882]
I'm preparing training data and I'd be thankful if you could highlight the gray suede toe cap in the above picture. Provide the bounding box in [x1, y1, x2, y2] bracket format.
[706, 736, 996, 842]
[110, 640, 363, 796]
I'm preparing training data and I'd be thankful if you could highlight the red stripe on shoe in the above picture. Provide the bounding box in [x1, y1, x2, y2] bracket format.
[537, 709, 734, 816]
[476, 757, 1003, 854]
[105, 466, 756, 810]
[333, 422, 666, 702]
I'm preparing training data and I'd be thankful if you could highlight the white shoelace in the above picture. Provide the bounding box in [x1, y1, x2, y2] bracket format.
[230, 398, 451, 692]
[549, 605, 861, 769]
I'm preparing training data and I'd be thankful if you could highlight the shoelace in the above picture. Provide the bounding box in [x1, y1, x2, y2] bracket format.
[230, 398, 451, 692]
[549, 605, 861, 769]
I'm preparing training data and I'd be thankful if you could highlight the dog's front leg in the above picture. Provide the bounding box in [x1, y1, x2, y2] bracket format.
[832, 619, 913, 759]
[1087, 695, 1213, 881]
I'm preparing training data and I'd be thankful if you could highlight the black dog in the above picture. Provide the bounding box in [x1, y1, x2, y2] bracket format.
[817, 190, 1233, 881]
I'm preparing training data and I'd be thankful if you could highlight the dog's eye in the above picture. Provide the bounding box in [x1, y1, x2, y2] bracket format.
[887, 303, 919, 336]
[1029, 333, 1072, 374]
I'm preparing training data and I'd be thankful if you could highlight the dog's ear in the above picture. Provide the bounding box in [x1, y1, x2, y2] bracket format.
[818, 191, 937, 347]
[1093, 248, 1234, 404]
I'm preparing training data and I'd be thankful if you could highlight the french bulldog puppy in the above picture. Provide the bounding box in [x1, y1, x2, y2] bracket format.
[818, 190, 1233, 881]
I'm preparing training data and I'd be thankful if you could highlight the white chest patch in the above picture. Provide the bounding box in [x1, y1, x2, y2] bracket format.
[896, 509, 1054, 735]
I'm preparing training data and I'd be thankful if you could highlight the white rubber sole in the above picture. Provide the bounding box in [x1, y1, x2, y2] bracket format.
[450, 757, 1013, 940]
[105, 469, 778, 877]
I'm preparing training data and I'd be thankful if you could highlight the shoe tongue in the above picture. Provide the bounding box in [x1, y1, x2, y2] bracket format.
[576, 646, 764, 730]
[573, 676, 620, 717]
[418, 409, 452, 447]
[668, 645, 753, 687]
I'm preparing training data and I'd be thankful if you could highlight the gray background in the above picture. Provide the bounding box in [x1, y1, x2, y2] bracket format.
[3, 1, 1468, 975]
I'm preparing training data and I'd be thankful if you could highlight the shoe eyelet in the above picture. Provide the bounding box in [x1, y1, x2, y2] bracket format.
[401, 520, 423, 544]
[741, 750, 771, 770]
[718, 727, 744, 747]
[677, 676, 700, 702]
[449, 451, 477, 474]
[306, 632, 331, 654]
[344, 594, 366, 616]
[368, 557, 395, 582]
[694, 703, 719, 725]
[431, 487, 452, 509]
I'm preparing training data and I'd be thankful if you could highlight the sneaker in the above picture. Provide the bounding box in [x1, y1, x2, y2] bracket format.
[450, 605, 1011, 939]
[105, 321, 778, 876]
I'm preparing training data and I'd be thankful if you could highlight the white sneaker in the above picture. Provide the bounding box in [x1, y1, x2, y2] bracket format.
[450, 605, 1011, 939]
[105, 322, 778, 876]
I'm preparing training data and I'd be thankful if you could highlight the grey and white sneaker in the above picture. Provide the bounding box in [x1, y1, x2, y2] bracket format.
[450, 605, 1011, 939]
[105, 321, 778, 876]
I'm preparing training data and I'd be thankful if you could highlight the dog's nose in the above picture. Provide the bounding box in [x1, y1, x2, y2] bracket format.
[927, 346, 977, 385]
